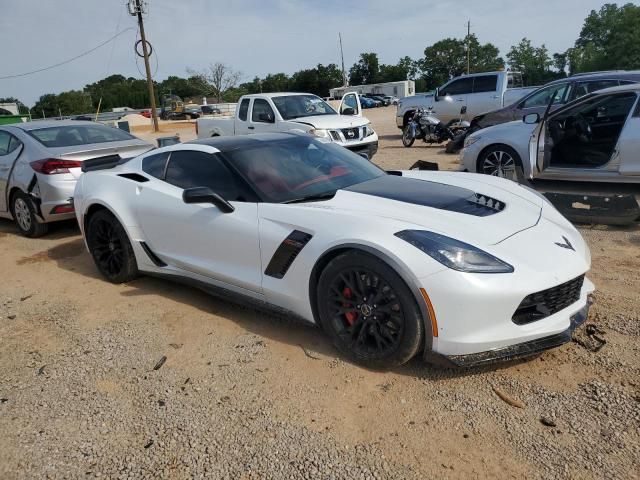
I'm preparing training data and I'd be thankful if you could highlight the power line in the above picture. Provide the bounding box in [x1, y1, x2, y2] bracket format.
[0, 27, 135, 80]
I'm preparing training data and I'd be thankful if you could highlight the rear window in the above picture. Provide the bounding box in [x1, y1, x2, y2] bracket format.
[28, 125, 136, 148]
[473, 75, 498, 93]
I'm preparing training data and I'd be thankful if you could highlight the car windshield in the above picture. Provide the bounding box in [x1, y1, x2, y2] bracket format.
[223, 135, 384, 203]
[272, 95, 337, 120]
[28, 124, 136, 147]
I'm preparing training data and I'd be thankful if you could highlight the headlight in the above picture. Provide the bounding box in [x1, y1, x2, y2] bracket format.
[395, 230, 514, 273]
[464, 135, 481, 148]
[364, 124, 375, 137]
[309, 128, 331, 140]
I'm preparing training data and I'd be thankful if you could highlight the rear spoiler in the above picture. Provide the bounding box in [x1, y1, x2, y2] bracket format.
[81, 154, 126, 173]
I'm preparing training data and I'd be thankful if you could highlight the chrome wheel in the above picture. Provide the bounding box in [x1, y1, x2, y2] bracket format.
[14, 197, 32, 232]
[481, 150, 516, 179]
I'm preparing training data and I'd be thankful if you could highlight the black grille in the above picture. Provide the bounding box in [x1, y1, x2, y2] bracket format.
[341, 127, 360, 140]
[330, 131, 341, 141]
[512, 275, 584, 325]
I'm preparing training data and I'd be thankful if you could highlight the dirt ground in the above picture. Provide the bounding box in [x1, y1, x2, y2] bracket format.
[0, 107, 638, 479]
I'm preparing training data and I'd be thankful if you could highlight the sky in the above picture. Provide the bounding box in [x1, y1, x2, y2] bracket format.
[0, 0, 613, 106]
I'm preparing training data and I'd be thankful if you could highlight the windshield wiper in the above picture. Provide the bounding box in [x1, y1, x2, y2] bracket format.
[283, 191, 337, 204]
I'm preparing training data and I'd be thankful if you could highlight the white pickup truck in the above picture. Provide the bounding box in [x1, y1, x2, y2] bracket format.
[196, 92, 379, 158]
[396, 71, 538, 129]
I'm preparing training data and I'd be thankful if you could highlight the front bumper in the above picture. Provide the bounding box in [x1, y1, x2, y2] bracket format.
[426, 303, 590, 367]
[345, 141, 378, 159]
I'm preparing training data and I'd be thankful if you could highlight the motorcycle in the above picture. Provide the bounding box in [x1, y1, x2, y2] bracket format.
[402, 107, 470, 153]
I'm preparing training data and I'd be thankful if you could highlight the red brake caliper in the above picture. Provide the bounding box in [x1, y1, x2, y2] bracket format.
[343, 287, 357, 326]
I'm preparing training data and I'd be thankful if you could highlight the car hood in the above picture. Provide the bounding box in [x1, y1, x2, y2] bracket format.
[290, 115, 369, 129]
[299, 171, 544, 246]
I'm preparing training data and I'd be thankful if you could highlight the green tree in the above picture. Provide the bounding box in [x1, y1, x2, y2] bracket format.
[261, 73, 291, 92]
[420, 35, 504, 89]
[378, 56, 421, 83]
[31, 90, 92, 117]
[506, 38, 555, 85]
[84, 74, 151, 110]
[570, 3, 640, 72]
[349, 53, 380, 85]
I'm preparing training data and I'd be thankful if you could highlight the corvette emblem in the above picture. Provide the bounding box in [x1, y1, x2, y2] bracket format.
[554, 236, 575, 251]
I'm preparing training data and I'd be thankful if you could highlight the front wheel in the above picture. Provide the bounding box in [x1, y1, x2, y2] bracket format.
[86, 210, 138, 283]
[477, 144, 522, 181]
[402, 125, 415, 147]
[316, 251, 424, 369]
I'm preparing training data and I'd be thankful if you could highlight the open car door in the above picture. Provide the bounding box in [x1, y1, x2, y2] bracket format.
[527, 119, 552, 179]
[338, 92, 363, 117]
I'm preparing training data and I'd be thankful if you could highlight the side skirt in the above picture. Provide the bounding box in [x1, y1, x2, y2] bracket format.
[143, 270, 316, 327]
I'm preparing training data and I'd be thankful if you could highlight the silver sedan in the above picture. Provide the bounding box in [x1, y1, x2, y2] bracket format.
[0, 120, 153, 237]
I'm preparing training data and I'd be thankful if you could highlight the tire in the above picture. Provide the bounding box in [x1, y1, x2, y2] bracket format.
[316, 251, 424, 369]
[477, 144, 522, 181]
[11, 191, 48, 238]
[402, 126, 415, 148]
[86, 209, 138, 283]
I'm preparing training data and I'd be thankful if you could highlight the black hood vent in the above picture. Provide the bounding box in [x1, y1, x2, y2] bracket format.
[344, 176, 505, 217]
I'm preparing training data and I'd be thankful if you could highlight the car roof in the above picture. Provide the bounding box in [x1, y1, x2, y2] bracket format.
[545, 70, 640, 85]
[242, 92, 318, 99]
[11, 120, 100, 131]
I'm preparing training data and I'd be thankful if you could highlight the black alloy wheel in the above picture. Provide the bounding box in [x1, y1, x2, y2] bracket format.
[86, 210, 138, 283]
[317, 251, 423, 369]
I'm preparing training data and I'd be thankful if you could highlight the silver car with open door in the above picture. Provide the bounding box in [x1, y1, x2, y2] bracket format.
[0, 120, 153, 237]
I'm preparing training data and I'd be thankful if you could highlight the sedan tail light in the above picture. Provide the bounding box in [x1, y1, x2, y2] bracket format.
[30, 158, 83, 175]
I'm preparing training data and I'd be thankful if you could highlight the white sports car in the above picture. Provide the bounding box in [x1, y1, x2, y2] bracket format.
[73, 133, 593, 368]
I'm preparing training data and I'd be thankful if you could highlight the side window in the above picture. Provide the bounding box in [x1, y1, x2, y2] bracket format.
[0, 131, 10, 155]
[554, 92, 637, 125]
[521, 84, 569, 109]
[8, 135, 22, 153]
[141, 151, 170, 179]
[473, 75, 498, 93]
[0, 131, 20, 156]
[238, 98, 250, 121]
[440, 77, 473, 96]
[571, 80, 619, 101]
[251, 99, 275, 123]
[165, 150, 241, 200]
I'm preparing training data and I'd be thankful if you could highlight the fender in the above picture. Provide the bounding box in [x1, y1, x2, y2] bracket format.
[308, 243, 434, 353]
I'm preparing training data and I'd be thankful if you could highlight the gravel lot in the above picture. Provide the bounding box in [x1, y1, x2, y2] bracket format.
[1, 107, 638, 479]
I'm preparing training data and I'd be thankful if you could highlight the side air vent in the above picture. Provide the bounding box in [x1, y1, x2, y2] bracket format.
[118, 173, 149, 183]
[140, 241, 167, 267]
[265, 230, 313, 279]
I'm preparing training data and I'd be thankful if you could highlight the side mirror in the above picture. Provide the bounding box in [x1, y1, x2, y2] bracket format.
[341, 107, 355, 115]
[434, 87, 440, 102]
[182, 186, 235, 213]
[258, 112, 274, 123]
[523, 113, 540, 124]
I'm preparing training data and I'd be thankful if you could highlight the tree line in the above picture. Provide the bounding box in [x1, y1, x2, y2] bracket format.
[6, 2, 639, 117]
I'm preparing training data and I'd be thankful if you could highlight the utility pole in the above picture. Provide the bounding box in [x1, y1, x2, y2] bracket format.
[130, 0, 159, 131]
[466, 20, 471, 75]
[339, 32, 347, 87]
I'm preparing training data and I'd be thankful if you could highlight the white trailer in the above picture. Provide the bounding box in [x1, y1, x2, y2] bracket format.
[330, 80, 415, 100]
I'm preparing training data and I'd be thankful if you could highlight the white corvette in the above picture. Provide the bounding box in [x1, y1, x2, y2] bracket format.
[73, 133, 593, 368]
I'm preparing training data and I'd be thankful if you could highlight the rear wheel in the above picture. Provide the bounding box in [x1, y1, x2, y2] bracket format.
[11, 191, 48, 238]
[477, 144, 521, 181]
[86, 210, 138, 283]
[402, 126, 415, 147]
[317, 251, 424, 369]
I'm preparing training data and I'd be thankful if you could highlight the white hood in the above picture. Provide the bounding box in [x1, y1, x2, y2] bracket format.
[289, 115, 369, 129]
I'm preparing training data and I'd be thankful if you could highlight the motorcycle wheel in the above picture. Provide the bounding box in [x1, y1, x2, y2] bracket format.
[402, 126, 415, 148]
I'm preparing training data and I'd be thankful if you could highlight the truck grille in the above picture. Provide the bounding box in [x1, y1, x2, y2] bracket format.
[341, 127, 361, 141]
[512, 275, 584, 325]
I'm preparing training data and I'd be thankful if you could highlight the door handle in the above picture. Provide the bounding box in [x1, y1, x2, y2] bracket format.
[456, 99, 465, 102]
[248, 126, 255, 130]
